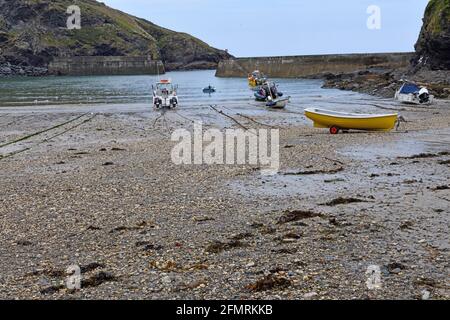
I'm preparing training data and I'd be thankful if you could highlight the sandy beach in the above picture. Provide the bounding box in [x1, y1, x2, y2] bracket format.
[0, 97, 449, 300]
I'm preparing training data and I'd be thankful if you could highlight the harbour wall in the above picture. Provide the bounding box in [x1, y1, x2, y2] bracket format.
[48, 56, 165, 76]
[215, 52, 414, 78]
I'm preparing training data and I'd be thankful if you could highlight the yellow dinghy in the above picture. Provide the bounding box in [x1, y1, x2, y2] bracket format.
[304, 108, 398, 134]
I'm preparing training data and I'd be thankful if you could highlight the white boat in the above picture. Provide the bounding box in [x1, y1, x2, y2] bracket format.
[395, 82, 434, 105]
[266, 96, 290, 109]
[152, 79, 179, 109]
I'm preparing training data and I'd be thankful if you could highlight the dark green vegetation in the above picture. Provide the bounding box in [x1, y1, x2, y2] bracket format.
[414, 0, 450, 69]
[0, 0, 231, 71]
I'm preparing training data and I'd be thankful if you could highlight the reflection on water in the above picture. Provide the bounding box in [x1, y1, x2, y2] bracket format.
[0, 70, 385, 114]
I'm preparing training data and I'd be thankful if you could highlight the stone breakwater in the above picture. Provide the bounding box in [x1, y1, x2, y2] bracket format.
[215, 53, 414, 78]
[48, 56, 165, 76]
[0, 63, 48, 77]
[0, 56, 165, 77]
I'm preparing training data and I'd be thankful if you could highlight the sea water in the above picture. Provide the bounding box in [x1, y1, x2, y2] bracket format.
[0, 69, 387, 115]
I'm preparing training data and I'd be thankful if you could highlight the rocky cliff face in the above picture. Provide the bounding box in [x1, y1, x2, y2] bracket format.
[413, 0, 450, 70]
[0, 0, 231, 74]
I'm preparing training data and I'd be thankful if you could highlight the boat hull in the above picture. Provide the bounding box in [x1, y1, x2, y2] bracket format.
[395, 92, 434, 105]
[254, 92, 266, 101]
[304, 108, 398, 131]
[267, 97, 290, 109]
[153, 96, 178, 109]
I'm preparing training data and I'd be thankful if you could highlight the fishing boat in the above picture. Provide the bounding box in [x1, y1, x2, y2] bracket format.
[266, 96, 290, 109]
[248, 70, 267, 88]
[395, 82, 434, 105]
[203, 85, 216, 94]
[152, 79, 178, 109]
[254, 82, 283, 101]
[304, 108, 398, 134]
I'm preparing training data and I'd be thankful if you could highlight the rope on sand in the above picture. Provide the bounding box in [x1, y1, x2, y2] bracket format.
[149, 110, 171, 138]
[41, 114, 97, 142]
[236, 113, 278, 129]
[0, 113, 89, 149]
[209, 105, 254, 133]
[0, 113, 97, 160]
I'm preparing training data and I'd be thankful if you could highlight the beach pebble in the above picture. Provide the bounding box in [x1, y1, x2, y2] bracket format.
[303, 292, 318, 299]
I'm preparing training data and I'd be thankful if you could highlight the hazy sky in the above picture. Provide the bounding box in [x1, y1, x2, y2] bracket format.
[102, 0, 429, 57]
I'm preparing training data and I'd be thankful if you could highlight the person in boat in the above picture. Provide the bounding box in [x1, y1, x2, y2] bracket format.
[204, 85, 214, 92]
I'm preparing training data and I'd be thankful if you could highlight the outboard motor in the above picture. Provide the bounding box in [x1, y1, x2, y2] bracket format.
[154, 98, 162, 109]
[418, 87, 430, 104]
[170, 97, 178, 108]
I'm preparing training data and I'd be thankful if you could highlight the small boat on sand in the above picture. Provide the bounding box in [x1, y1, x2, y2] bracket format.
[395, 82, 434, 105]
[203, 85, 216, 94]
[266, 97, 290, 109]
[304, 108, 398, 134]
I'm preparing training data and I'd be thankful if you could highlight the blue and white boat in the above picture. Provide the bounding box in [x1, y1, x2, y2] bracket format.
[395, 82, 434, 105]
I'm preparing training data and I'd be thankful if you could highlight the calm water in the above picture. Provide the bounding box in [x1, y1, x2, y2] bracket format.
[0, 70, 386, 114]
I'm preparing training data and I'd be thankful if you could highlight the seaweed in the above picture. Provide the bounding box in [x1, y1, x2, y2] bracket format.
[277, 210, 323, 224]
[322, 197, 367, 207]
[246, 275, 291, 292]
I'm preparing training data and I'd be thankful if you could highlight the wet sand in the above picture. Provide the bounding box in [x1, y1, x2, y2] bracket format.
[0, 98, 449, 300]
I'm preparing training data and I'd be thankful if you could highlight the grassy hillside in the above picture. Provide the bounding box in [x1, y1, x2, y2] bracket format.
[0, 0, 231, 70]
[423, 0, 450, 34]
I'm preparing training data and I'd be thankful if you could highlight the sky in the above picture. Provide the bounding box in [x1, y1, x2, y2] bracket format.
[102, 0, 429, 57]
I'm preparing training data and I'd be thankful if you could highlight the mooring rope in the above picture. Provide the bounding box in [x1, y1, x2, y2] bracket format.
[0, 113, 88, 149]
[0, 113, 97, 160]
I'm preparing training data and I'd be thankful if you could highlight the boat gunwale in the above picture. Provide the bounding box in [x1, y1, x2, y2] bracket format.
[304, 108, 398, 119]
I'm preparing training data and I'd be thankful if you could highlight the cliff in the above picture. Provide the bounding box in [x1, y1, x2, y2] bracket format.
[413, 0, 450, 70]
[0, 0, 231, 75]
